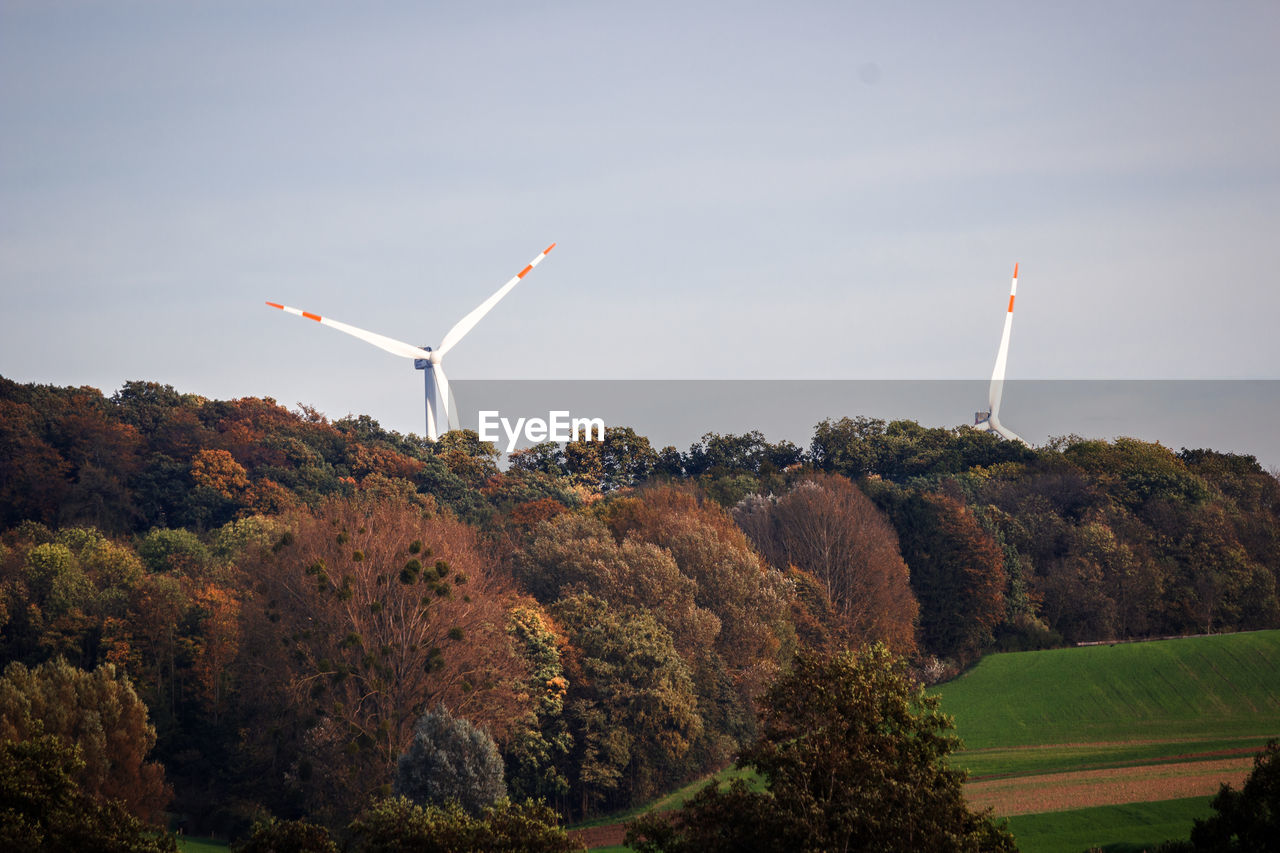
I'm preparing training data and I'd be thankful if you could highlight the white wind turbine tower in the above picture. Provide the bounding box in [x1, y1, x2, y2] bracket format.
[267, 243, 555, 441]
[973, 263, 1030, 446]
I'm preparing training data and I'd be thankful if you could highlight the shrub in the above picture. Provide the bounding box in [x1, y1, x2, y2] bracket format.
[394, 705, 504, 815]
[1188, 739, 1280, 851]
[231, 817, 337, 853]
[348, 796, 582, 853]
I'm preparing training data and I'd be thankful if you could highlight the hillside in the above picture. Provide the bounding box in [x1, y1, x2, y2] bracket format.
[941, 631, 1280, 750]
[937, 631, 1280, 816]
[3, 375, 1280, 843]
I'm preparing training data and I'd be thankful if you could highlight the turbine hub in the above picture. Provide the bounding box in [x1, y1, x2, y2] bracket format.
[413, 346, 439, 371]
[413, 347, 443, 368]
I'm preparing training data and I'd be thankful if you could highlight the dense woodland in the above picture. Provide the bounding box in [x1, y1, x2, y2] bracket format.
[2, 374, 1279, 846]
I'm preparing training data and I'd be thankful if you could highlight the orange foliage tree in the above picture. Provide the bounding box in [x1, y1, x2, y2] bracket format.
[188, 581, 241, 724]
[0, 658, 171, 822]
[238, 491, 528, 816]
[735, 473, 918, 655]
[602, 485, 793, 730]
[189, 450, 251, 500]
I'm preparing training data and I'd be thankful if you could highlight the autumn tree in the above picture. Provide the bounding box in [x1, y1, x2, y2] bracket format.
[552, 593, 703, 817]
[0, 729, 177, 853]
[515, 513, 719, 666]
[1182, 449, 1280, 594]
[735, 474, 918, 653]
[681, 431, 804, 502]
[0, 526, 149, 672]
[0, 658, 171, 822]
[811, 416, 1030, 483]
[515, 509, 731, 785]
[473, 462, 582, 530]
[237, 491, 527, 817]
[0, 383, 144, 531]
[1032, 520, 1126, 643]
[188, 580, 241, 723]
[558, 426, 660, 491]
[137, 527, 211, 574]
[0, 524, 244, 777]
[598, 485, 796, 772]
[0, 393, 71, 529]
[508, 497, 570, 530]
[48, 387, 145, 532]
[1164, 504, 1277, 635]
[14, 541, 95, 662]
[682, 431, 803, 480]
[994, 438, 1280, 640]
[872, 485, 1007, 662]
[1065, 437, 1212, 513]
[502, 606, 572, 810]
[603, 485, 792, 707]
[185, 449, 253, 528]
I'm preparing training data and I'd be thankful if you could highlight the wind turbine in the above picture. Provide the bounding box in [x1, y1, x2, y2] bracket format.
[973, 263, 1030, 445]
[267, 243, 555, 441]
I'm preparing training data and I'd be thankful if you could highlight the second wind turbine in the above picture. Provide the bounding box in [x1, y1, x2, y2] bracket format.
[973, 263, 1030, 445]
[267, 243, 555, 441]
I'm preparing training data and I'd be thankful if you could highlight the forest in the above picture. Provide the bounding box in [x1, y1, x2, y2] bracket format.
[2, 374, 1279, 849]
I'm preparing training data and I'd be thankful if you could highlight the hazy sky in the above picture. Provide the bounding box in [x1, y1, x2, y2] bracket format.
[3, 1, 1278, 439]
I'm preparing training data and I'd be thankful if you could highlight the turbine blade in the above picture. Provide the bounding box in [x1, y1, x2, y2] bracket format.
[447, 380, 460, 434]
[435, 243, 555, 357]
[434, 363, 455, 433]
[987, 263, 1019, 419]
[988, 414, 1029, 446]
[266, 302, 426, 360]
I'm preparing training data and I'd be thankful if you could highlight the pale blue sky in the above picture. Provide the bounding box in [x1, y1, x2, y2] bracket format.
[3, 1, 1278, 439]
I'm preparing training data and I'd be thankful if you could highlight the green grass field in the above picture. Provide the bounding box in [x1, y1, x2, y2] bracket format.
[1007, 796, 1212, 853]
[924, 632, 1280, 851]
[936, 630, 1280, 779]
